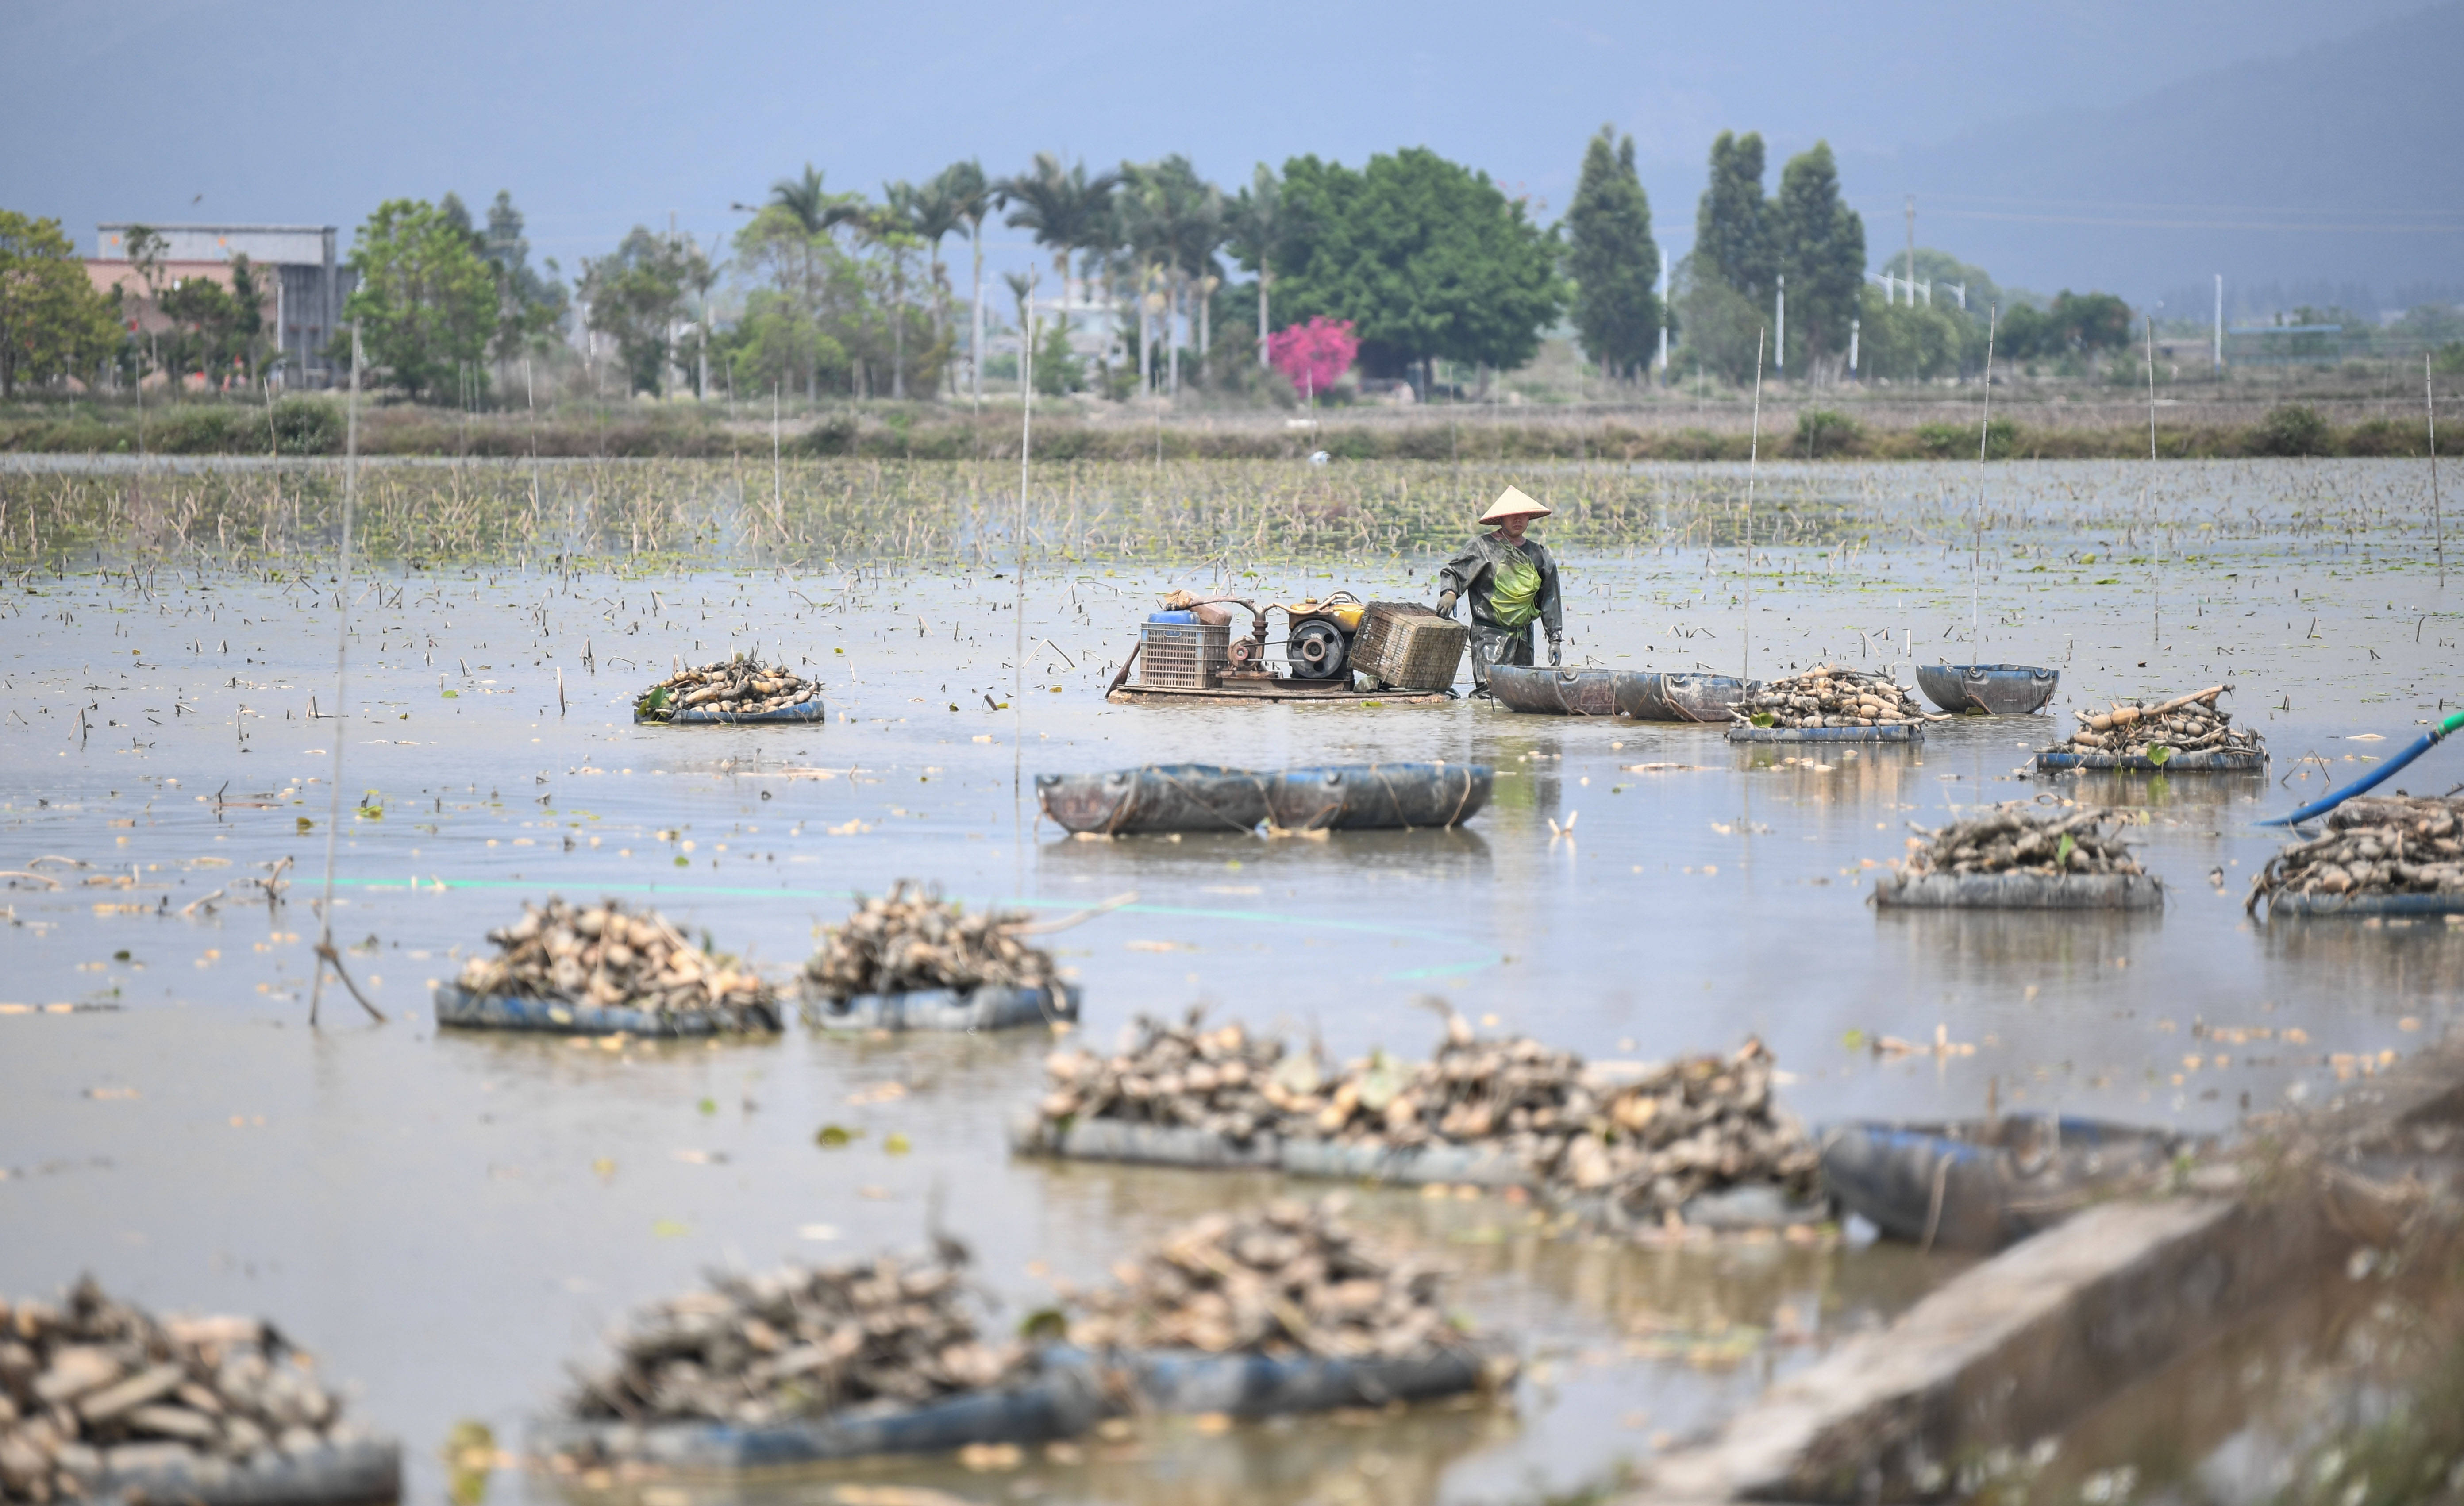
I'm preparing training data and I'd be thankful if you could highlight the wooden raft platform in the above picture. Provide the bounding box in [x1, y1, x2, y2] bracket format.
[1108, 681, 1451, 707]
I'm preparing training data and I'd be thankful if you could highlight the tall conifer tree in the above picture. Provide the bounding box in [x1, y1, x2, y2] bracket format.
[1772, 142, 1865, 365]
[1694, 131, 1772, 301]
[1564, 126, 1660, 380]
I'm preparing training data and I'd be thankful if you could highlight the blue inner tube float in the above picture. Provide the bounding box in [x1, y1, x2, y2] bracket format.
[1916, 663, 2059, 716]
[1817, 1114, 2198, 1252]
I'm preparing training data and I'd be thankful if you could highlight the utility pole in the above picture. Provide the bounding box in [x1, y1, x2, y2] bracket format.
[2212, 274, 2224, 376]
[1774, 275, 1785, 373]
[1849, 317, 1860, 379]
[1904, 196, 1918, 307]
[1656, 250, 1670, 381]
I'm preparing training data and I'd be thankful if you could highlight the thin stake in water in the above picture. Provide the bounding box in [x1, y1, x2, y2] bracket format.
[2431, 354, 2446, 589]
[308, 322, 383, 1028]
[1971, 305, 1999, 669]
[2145, 313, 2162, 645]
[1742, 327, 1763, 684]
[1016, 269, 1036, 714]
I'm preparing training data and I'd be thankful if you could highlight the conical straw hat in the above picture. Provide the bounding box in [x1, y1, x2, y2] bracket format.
[1479, 485, 1552, 524]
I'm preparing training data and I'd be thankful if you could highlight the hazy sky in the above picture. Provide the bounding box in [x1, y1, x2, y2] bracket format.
[5, 0, 2445, 301]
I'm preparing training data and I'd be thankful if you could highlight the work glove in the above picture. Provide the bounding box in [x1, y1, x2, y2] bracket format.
[1436, 590, 1457, 618]
[1548, 636, 1563, 667]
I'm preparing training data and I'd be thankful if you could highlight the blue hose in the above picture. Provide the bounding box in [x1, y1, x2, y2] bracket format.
[2261, 709, 2464, 826]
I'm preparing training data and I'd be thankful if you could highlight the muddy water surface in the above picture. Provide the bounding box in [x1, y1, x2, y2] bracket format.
[2, 457, 2457, 1503]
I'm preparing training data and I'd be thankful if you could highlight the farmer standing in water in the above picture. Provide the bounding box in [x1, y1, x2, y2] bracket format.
[1435, 486, 1562, 695]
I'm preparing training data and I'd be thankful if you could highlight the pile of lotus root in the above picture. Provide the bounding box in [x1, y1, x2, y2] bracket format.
[562, 1249, 1027, 1430]
[2063, 686, 2262, 760]
[801, 882, 1062, 1000]
[1062, 1199, 1465, 1360]
[2248, 796, 2464, 915]
[1736, 667, 1930, 729]
[1037, 1010, 1818, 1218]
[0, 1278, 365, 1503]
[634, 654, 822, 722]
[455, 897, 781, 1028]
[1901, 805, 2145, 877]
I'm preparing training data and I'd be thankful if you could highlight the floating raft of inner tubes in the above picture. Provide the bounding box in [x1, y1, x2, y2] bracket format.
[1008, 1117, 1822, 1227]
[73, 1439, 402, 1506]
[1614, 671, 1757, 723]
[801, 982, 1082, 1032]
[1485, 666, 1618, 716]
[1817, 1115, 2195, 1252]
[1916, 663, 2060, 716]
[1727, 724, 1922, 744]
[1871, 873, 2166, 910]
[2034, 748, 2267, 773]
[633, 658, 828, 725]
[531, 1365, 1107, 1472]
[431, 986, 782, 1036]
[657, 700, 828, 725]
[1263, 763, 1491, 831]
[2262, 892, 2464, 918]
[1123, 1345, 1501, 1418]
[529, 1344, 1501, 1474]
[1036, 763, 1490, 835]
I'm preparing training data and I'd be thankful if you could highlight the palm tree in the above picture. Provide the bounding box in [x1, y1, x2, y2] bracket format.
[1112, 171, 1166, 394]
[769, 163, 832, 234]
[765, 163, 862, 398]
[932, 161, 992, 401]
[893, 176, 966, 397]
[1226, 165, 1284, 368]
[1119, 157, 1223, 394]
[996, 154, 1119, 307]
[878, 183, 941, 401]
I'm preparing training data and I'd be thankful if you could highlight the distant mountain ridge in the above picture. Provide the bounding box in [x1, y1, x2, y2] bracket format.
[1840, 2, 2464, 304]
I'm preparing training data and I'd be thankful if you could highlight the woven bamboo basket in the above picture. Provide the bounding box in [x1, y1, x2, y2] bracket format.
[1351, 604, 1467, 691]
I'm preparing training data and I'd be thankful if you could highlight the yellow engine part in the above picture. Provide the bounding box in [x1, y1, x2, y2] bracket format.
[1280, 599, 1365, 631]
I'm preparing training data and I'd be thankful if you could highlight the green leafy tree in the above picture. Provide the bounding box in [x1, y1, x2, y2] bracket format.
[1563, 125, 1660, 380]
[344, 199, 497, 399]
[2049, 290, 2133, 352]
[582, 227, 707, 396]
[1033, 319, 1082, 396]
[1999, 290, 2133, 360]
[0, 211, 123, 397]
[1695, 131, 1773, 303]
[1902, 248, 2006, 317]
[479, 191, 569, 370]
[746, 164, 864, 398]
[118, 226, 171, 384]
[159, 266, 259, 388]
[1273, 147, 1564, 387]
[1671, 253, 1766, 383]
[1771, 141, 1864, 366]
[721, 288, 845, 396]
[1857, 284, 1968, 380]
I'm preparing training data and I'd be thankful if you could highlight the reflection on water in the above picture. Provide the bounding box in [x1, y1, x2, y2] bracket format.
[2058, 769, 2276, 815]
[2258, 915, 2464, 1014]
[1872, 907, 2167, 978]
[527, 1397, 1515, 1506]
[2033, 1258, 2464, 1506]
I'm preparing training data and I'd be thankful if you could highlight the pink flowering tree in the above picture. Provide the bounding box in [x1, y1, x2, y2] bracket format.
[1266, 316, 1358, 399]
